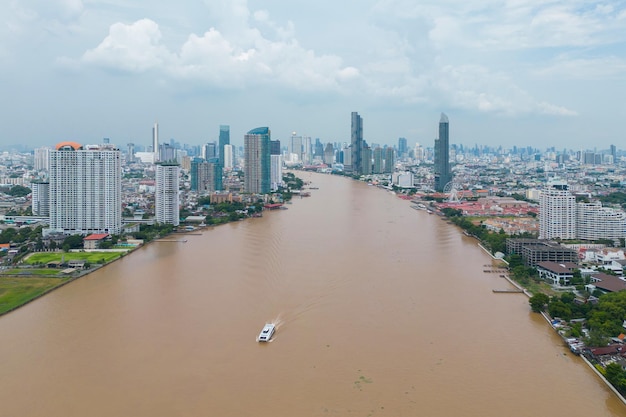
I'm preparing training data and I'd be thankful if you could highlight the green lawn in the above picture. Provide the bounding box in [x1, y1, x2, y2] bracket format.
[24, 251, 125, 265]
[0, 277, 69, 315]
[2, 268, 63, 276]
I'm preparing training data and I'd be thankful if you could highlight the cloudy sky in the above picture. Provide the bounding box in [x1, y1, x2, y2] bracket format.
[1, 0, 625, 150]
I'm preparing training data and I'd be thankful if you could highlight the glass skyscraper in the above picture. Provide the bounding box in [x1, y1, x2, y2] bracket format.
[350, 112, 364, 174]
[218, 125, 230, 168]
[434, 113, 452, 192]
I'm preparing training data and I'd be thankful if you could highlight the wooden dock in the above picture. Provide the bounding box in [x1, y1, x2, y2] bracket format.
[492, 289, 524, 293]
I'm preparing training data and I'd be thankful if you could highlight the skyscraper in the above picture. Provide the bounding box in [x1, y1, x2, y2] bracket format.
[398, 137, 407, 158]
[373, 147, 384, 174]
[244, 127, 271, 194]
[270, 140, 282, 191]
[323, 143, 334, 165]
[31, 181, 50, 216]
[219, 125, 230, 168]
[349, 111, 364, 175]
[223, 144, 234, 170]
[155, 163, 180, 226]
[203, 142, 217, 160]
[434, 113, 452, 192]
[384, 147, 395, 173]
[34, 147, 50, 171]
[48, 142, 121, 235]
[611, 144, 617, 164]
[152, 122, 159, 162]
[127, 143, 135, 163]
[289, 133, 303, 163]
[539, 181, 576, 240]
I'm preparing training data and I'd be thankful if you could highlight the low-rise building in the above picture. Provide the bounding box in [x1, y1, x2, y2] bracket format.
[83, 233, 110, 250]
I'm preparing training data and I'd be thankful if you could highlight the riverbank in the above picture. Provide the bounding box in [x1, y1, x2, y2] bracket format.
[444, 208, 626, 406]
[0, 261, 108, 316]
[0, 206, 285, 316]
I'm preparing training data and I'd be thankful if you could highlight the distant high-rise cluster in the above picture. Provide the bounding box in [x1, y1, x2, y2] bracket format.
[48, 142, 122, 235]
[434, 113, 452, 192]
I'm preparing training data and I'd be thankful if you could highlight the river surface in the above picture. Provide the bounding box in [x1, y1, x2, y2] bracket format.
[0, 172, 625, 416]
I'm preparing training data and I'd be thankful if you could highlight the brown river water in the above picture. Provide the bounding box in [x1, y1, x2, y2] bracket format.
[0, 171, 625, 416]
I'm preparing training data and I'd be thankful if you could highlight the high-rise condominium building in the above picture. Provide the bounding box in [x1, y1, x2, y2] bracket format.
[289, 133, 303, 163]
[434, 113, 452, 192]
[539, 181, 577, 240]
[577, 201, 626, 241]
[323, 143, 334, 166]
[34, 147, 50, 171]
[384, 147, 395, 173]
[203, 142, 217, 161]
[244, 127, 271, 194]
[155, 163, 180, 226]
[350, 112, 364, 174]
[49, 142, 121, 235]
[31, 181, 50, 216]
[223, 144, 234, 170]
[191, 158, 222, 193]
[270, 139, 282, 191]
[373, 147, 384, 174]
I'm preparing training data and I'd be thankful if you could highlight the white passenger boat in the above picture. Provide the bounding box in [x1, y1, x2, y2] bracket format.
[257, 323, 275, 342]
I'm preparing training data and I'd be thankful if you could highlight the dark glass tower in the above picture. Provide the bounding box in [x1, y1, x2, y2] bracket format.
[434, 113, 452, 192]
[398, 137, 407, 158]
[218, 125, 230, 168]
[350, 112, 363, 174]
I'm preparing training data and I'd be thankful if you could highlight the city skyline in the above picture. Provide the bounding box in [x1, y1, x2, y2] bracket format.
[1, 1, 625, 149]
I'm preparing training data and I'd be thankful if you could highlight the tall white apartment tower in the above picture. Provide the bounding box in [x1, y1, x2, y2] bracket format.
[34, 147, 50, 171]
[538, 180, 577, 240]
[223, 144, 234, 170]
[48, 142, 122, 235]
[152, 121, 159, 162]
[31, 181, 50, 216]
[155, 163, 180, 226]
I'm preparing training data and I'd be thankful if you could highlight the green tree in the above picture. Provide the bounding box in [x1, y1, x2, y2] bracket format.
[0, 228, 17, 244]
[548, 299, 572, 321]
[62, 235, 84, 250]
[6, 185, 31, 197]
[585, 328, 609, 348]
[529, 293, 549, 313]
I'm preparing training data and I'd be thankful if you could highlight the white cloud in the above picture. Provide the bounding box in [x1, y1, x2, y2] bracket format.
[82, 19, 174, 73]
[435, 64, 577, 116]
[374, 0, 626, 50]
[81, 15, 358, 92]
[71, 0, 587, 117]
[534, 55, 626, 80]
